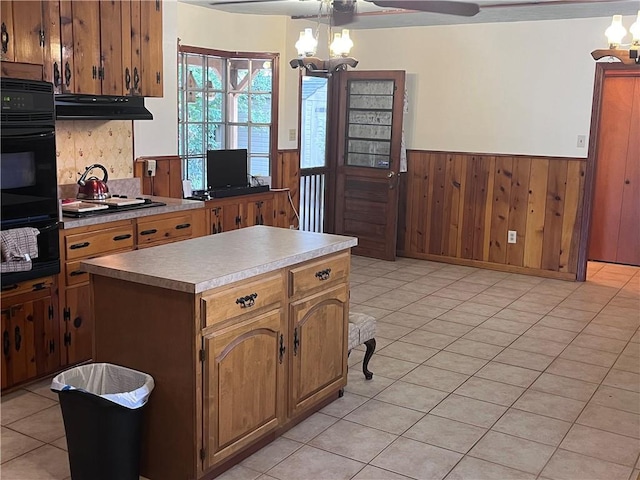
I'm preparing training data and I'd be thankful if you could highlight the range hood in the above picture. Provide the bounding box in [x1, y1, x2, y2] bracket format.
[55, 94, 153, 120]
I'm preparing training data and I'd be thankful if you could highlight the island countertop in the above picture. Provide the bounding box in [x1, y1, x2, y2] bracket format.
[81, 226, 358, 293]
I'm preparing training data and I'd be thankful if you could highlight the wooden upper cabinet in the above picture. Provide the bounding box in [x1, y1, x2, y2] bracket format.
[99, 0, 123, 95]
[2, 0, 162, 97]
[1, 1, 44, 64]
[140, 0, 162, 97]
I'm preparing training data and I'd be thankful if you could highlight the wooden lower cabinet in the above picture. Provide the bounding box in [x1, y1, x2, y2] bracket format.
[58, 208, 206, 369]
[289, 284, 348, 417]
[1, 276, 60, 390]
[207, 190, 291, 235]
[91, 251, 349, 480]
[203, 308, 286, 469]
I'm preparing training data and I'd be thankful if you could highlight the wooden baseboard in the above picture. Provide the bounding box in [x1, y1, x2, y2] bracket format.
[397, 251, 577, 281]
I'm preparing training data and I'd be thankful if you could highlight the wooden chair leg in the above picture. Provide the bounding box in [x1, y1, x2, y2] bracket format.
[362, 338, 376, 380]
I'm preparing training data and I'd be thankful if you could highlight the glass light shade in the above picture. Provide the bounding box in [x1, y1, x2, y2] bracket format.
[330, 33, 343, 57]
[295, 28, 317, 57]
[339, 29, 353, 56]
[605, 15, 627, 48]
[330, 29, 353, 57]
[630, 11, 640, 46]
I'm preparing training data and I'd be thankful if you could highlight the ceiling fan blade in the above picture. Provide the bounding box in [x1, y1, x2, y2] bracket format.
[368, 0, 480, 17]
[209, 0, 286, 6]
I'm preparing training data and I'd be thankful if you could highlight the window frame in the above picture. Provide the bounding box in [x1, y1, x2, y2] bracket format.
[178, 45, 280, 190]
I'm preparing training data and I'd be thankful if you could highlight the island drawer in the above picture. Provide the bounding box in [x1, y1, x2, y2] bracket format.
[288, 252, 350, 298]
[136, 213, 195, 246]
[65, 225, 135, 260]
[201, 274, 283, 327]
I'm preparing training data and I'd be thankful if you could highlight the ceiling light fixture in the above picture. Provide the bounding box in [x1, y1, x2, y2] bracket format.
[591, 11, 640, 65]
[290, 0, 358, 75]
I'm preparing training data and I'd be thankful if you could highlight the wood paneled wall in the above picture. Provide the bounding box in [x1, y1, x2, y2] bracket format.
[276, 149, 300, 228]
[398, 151, 586, 279]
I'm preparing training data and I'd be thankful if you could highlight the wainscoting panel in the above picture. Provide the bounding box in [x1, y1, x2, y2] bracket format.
[276, 149, 300, 228]
[398, 151, 586, 279]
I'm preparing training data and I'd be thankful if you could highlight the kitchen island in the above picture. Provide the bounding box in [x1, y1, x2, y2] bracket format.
[81, 226, 357, 480]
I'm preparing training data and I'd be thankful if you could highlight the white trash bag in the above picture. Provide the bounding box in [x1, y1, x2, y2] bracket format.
[51, 363, 154, 409]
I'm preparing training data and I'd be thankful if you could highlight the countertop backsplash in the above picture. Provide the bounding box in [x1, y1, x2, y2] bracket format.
[56, 120, 134, 185]
[58, 178, 142, 201]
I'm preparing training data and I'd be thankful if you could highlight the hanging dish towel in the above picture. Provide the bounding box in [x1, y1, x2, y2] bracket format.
[1, 227, 40, 273]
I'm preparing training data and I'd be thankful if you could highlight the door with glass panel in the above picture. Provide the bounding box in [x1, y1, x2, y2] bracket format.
[335, 70, 405, 260]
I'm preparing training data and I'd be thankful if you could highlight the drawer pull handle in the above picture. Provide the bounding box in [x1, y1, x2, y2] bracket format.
[3, 330, 10, 356]
[14, 326, 21, 352]
[175, 223, 191, 230]
[113, 234, 132, 241]
[140, 229, 158, 236]
[69, 270, 84, 277]
[236, 293, 258, 308]
[315, 268, 332, 281]
[279, 334, 285, 364]
[1, 284, 18, 292]
[70, 241, 90, 250]
[293, 327, 299, 356]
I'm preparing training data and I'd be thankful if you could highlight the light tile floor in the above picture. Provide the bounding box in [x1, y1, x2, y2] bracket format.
[1, 259, 639, 480]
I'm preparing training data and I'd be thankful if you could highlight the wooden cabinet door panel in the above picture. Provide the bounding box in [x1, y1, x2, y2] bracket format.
[59, 0, 75, 93]
[221, 202, 242, 231]
[10, 1, 43, 65]
[99, 0, 123, 95]
[289, 284, 348, 417]
[64, 284, 92, 365]
[42, 0, 62, 93]
[139, 0, 162, 97]
[70, 0, 100, 94]
[0, 1, 15, 61]
[204, 309, 285, 469]
[1, 307, 9, 389]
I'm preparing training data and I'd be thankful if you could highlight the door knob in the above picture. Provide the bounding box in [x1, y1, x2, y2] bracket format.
[387, 171, 395, 178]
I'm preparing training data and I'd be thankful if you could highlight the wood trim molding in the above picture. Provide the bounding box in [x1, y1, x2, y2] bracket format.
[406, 149, 587, 162]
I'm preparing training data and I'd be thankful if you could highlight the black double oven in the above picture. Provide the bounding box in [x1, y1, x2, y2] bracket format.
[1, 78, 60, 288]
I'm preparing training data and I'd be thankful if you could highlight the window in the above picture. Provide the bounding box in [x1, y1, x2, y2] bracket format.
[178, 46, 278, 190]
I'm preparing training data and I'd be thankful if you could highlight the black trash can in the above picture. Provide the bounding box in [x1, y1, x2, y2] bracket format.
[51, 363, 154, 480]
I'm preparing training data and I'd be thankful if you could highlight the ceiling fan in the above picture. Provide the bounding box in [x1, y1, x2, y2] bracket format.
[208, 0, 481, 26]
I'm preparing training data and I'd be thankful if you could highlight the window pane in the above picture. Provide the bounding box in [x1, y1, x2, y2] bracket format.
[228, 93, 249, 122]
[186, 157, 205, 191]
[250, 127, 270, 154]
[301, 76, 328, 169]
[207, 57, 224, 90]
[250, 157, 269, 176]
[206, 94, 223, 122]
[187, 124, 204, 155]
[207, 124, 223, 150]
[228, 125, 248, 150]
[229, 59, 249, 91]
[250, 94, 271, 123]
[250, 61, 272, 92]
[188, 94, 203, 122]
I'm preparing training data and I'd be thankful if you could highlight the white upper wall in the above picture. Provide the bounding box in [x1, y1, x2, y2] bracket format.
[137, 2, 634, 158]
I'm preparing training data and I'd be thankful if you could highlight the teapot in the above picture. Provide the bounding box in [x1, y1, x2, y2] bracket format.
[77, 164, 110, 200]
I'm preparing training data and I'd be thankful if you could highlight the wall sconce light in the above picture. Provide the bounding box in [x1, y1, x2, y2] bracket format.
[592, 11, 640, 65]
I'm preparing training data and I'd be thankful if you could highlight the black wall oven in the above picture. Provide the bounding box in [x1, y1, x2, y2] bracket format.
[1, 78, 60, 288]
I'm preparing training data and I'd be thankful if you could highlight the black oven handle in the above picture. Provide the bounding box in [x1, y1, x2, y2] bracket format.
[38, 222, 60, 233]
[1, 129, 56, 140]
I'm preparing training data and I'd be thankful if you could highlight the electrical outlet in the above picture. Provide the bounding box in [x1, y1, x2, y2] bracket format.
[288, 129, 296, 142]
[508, 230, 517, 244]
[577, 135, 586, 148]
[145, 159, 157, 177]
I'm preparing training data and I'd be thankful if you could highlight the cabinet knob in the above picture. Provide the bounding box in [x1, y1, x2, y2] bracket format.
[125, 67, 131, 91]
[64, 62, 72, 88]
[53, 62, 61, 87]
[625, 179, 630, 185]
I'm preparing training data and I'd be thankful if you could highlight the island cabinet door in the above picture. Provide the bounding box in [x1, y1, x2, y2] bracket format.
[289, 284, 349, 418]
[62, 284, 93, 366]
[202, 309, 286, 470]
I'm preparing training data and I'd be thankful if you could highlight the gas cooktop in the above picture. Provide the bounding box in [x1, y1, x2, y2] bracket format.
[62, 198, 166, 218]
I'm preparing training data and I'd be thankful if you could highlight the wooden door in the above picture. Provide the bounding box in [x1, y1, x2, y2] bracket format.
[99, 0, 123, 95]
[139, 0, 162, 97]
[203, 309, 285, 470]
[334, 70, 405, 260]
[64, 284, 93, 365]
[289, 284, 348, 417]
[589, 71, 640, 266]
